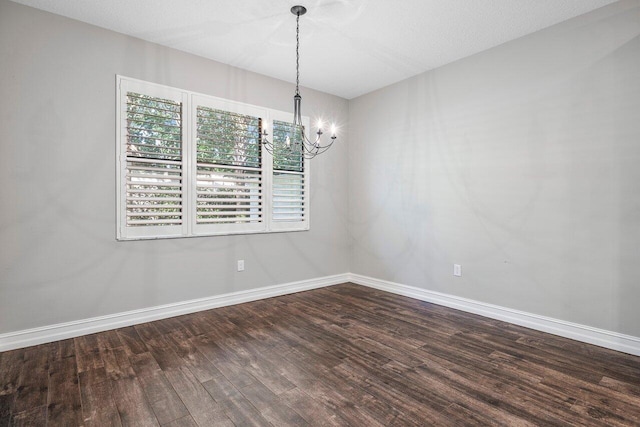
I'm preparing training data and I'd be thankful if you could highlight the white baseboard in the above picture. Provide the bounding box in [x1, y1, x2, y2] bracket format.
[0, 273, 350, 352]
[3, 272, 639, 357]
[349, 273, 640, 357]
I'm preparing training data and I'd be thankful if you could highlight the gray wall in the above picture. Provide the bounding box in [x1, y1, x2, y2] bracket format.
[2, 0, 640, 341]
[0, 0, 349, 334]
[349, 0, 640, 337]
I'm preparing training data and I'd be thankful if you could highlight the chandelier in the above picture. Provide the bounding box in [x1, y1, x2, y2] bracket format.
[262, 5, 337, 159]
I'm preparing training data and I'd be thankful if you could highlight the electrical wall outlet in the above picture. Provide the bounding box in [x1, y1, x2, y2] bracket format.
[237, 260, 245, 272]
[453, 264, 462, 277]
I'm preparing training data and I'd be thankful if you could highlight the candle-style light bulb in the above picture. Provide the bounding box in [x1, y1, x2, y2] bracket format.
[331, 124, 336, 136]
[317, 120, 323, 131]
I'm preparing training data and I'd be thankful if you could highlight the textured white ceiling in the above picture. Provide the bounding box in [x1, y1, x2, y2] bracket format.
[10, 0, 618, 99]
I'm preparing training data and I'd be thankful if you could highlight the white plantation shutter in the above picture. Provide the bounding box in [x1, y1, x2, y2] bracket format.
[192, 96, 267, 235]
[270, 118, 309, 231]
[125, 158, 182, 226]
[117, 80, 188, 239]
[273, 171, 305, 220]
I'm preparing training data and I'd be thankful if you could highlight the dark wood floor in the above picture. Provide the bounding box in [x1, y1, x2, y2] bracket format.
[1, 284, 640, 426]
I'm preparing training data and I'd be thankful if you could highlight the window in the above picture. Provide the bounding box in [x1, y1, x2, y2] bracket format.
[117, 76, 309, 240]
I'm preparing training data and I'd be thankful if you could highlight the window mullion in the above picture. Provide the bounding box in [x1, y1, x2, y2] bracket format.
[183, 91, 193, 237]
[263, 115, 273, 231]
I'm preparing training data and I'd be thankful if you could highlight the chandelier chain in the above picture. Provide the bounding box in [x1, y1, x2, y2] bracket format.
[295, 12, 300, 96]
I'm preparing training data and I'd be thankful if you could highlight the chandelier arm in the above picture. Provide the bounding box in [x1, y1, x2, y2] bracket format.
[299, 128, 318, 148]
[302, 138, 335, 154]
[298, 126, 334, 150]
[261, 133, 275, 155]
[308, 139, 335, 155]
[302, 142, 334, 159]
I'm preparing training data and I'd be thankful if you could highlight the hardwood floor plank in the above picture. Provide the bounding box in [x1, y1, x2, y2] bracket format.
[110, 372, 159, 427]
[134, 322, 163, 343]
[569, 399, 635, 427]
[202, 375, 273, 426]
[117, 327, 148, 356]
[333, 358, 451, 426]
[212, 334, 296, 395]
[0, 349, 23, 396]
[75, 350, 104, 374]
[79, 378, 122, 427]
[160, 414, 198, 427]
[200, 374, 241, 403]
[163, 366, 234, 427]
[189, 335, 257, 389]
[600, 375, 640, 397]
[78, 366, 108, 388]
[0, 393, 12, 427]
[539, 373, 640, 425]
[48, 339, 76, 362]
[102, 347, 134, 381]
[514, 334, 640, 386]
[252, 340, 394, 425]
[10, 405, 46, 427]
[218, 398, 272, 427]
[176, 313, 210, 337]
[129, 353, 189, 425]
[145, 341, 183, 373]
[12, 344, 51, 414]
[75, 334, 100, 355]
[47, 357, 82, 426]
[438, 402, 513, 427]
[166, 329, 222, 383]
[412, 362, 550, 426]
[239, 380, 309, 427]
[279, 387, 348, 427]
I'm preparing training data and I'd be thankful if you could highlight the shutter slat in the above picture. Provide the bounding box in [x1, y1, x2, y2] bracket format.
[127, 157, 182, 166]
[127, 117, 181, 130]
[196, 162, 260, 173]
[127, 165, 182, 174]
[197, 218, 262, 224]
[127, 172, 182, 180]
[127, 179, 182, 186]
[198, 212, 262, 217]
[197, 198, 262, 203]
[195, 203, 258, 208]
[127, 219, 182, 225]
[127, 140, 181, 150]
[272, 217, 305, 222]
[128, 197, 182, 202]
[196, 176, 261, 184]
[127, 204, 181, 209]
[127, 212, 182, 217]
[273, 194, 304, 199]
[126, 188, 183, 195]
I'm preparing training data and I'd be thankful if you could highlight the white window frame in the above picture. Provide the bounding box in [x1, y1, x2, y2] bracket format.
[116, 76, 310, 240]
